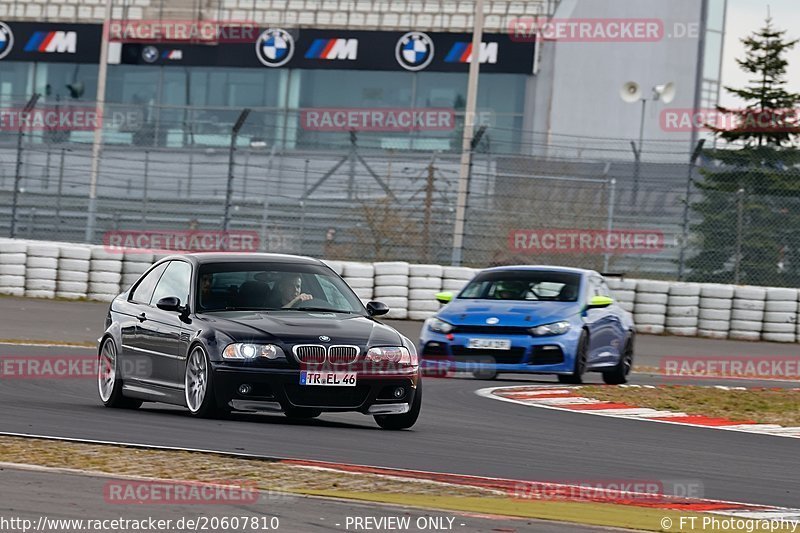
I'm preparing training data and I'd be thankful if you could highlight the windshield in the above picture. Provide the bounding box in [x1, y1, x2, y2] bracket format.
[459, 271, 582, 302]
[196, 262, 367, 315]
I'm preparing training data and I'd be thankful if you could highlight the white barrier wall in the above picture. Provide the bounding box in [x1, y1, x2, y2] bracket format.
[3, 237, 800, 343]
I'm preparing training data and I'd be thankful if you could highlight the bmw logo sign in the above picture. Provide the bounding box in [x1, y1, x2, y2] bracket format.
[141, 45, 159, 63]
[255, 28, 294, 68]
[395, 31, 434, 71]
[0, 22, 14, 61]
[486, 317, 500, 325]
[319, 335, 331, 342]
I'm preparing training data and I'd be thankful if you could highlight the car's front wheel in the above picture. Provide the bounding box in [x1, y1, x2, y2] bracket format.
[557, 331, 588, 385]
[603, 335, 634, 385]
[184, 345, 225, 418]
[97, 337, 142, 409]
[374, 382, 422, 430]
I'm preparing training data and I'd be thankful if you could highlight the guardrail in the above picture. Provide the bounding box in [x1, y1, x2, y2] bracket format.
[2, 237, 799, 343]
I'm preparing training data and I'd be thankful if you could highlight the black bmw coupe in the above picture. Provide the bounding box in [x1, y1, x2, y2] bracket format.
[97, 253, 422, 430]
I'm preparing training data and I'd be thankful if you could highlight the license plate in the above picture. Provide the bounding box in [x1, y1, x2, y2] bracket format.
[467, 338, 512, 350]
[300, 371, 357, 387]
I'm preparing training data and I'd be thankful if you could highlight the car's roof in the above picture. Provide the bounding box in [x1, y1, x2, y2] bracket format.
[479, 265, 595, 276]
[162, 252, 326, 266]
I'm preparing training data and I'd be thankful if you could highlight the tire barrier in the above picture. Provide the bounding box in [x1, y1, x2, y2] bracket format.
[4, 237, 800, 343]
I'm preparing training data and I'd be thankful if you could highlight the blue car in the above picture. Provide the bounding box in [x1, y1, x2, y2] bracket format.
[419, 266, 635, 384]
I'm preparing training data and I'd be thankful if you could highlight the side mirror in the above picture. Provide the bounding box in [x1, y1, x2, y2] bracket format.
[587, 295, 614, 310]
[435, 291, 453, 304]
[366, 301, 390, 316]
[156, 296, 184, 313]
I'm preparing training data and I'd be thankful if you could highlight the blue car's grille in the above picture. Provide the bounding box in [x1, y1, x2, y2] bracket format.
[453, 325, 531, 335]
[450, 346, 526, 365]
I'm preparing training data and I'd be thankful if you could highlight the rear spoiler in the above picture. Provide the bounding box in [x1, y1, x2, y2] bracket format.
[600, 272, 627, 278]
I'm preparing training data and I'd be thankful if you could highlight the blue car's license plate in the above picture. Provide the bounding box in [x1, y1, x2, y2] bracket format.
[467, 338, 512, 350]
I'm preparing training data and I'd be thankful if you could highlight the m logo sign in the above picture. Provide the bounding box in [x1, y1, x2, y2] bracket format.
[305, 38, 358, 60]
[25, 31, 77, 54]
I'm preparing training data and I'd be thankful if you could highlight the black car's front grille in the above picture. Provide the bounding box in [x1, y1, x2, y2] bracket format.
[454, 325, 531, 335]
[284, 384, 370, 408]
[450, 346, 526, 365]
[529, 346, 565, 365]
[329, 345, 360, 365]
[293, 345, 326, 364]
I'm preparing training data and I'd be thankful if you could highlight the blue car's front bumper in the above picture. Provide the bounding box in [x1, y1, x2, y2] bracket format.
[419, 325, 581, 375]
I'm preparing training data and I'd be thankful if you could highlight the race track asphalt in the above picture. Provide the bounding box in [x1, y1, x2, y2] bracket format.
[0, 296, 797, 510]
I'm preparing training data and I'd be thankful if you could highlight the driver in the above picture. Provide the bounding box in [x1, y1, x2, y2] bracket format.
[277, 274, 314, 308]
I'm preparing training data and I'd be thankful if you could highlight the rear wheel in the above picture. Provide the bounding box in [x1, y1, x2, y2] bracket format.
[557, 331, 588, 385]
[471, 368, 498, 380]
[98, 337, 142, 409]
[603, 336, 634, 385]
[374, 382, 422, 430]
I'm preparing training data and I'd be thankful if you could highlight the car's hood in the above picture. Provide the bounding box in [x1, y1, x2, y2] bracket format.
[438, 299, 582, 327]
[198, 311, 402, 346]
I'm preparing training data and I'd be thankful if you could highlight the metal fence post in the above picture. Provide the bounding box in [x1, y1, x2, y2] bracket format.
[603, 177, 616, 273]
[10, 93, 40, 238]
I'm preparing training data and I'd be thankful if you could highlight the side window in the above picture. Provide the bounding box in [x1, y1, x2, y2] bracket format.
[130, 263, 168, 305]
[318, 276, 348, 308]
[151, 261, 192, 306]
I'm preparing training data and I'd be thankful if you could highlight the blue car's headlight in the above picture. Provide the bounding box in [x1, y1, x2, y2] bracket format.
[529, 321, 571, 336]
[425, 317, 454, 334]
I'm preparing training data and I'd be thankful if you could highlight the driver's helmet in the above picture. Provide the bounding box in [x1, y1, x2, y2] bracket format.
[495, 279, 526, 299]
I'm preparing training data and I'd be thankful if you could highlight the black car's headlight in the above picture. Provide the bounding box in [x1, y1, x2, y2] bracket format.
[365, 346, 417, 366]
[425, 317, 454, 334]
[222, 343, 285, 360]
[529, 321, 571, 336]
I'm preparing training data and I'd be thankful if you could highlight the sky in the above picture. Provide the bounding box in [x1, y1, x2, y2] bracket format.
[720, 0, 800, 106]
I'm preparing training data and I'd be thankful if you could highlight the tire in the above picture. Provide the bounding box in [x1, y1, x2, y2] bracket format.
[635, 280, 669, 293]
[733, 299, 765, 311]
[90, 246, 120, 261]
[408, 300, 440, 312]
[0, 287, 24, 296]
[666, 326, 698, 336]
[472, 367, 498, 380]
[603, 336, 633, 385]
[409, 277, 442, 290]
[635, 293, 668, 305]
[320, 259, 343, 275]
[700, 284, 735, 299]
[633, 313, 666, 325]
[409, 264, 442, 277]
[765, 301, 797, 313]
[27, 243, 59, 257]
[385, 308, 408, 320]
[284, 407, 322, 419]
[734, 286, 766, 300]
[635, 324, 665, 335]
[374, 275, 409, 287]
[352, 288, 373, 299]
[407, 310, 436, 321]
[700, 297, 732, 310]
[90, 260, 123, 273]
[729, 319, 762, 332]
[665, 316, 698, 327]
[184, 345, 222, 418]
[408, 289, 439, 300]
[0, 253, 26, 265]
[90, 271, 122, 284]
[610, 289, 635, 302]
[0, 264, 25, 276]
[26, 256, 57, 269]
[59, 245, 91, 260]
[667, 306, 698, 318]
[98, 337, 142, 409]
[699, 308, 732, 321]
[669, 283, 701, 297]
[59, 259, 90, 271]
[766, 288, 797, 301]
[374, 285, 409, 298]
[25, 279, 56, 291]
[442, 267, 474, 280]
[88, 282, 120, 294]
[731, 309, 763, 321]
[0, 242, 27, 254]
[763, 312, 796, 324]
[606, 278, 637, 291]
[558, 331, 588, 384]
[442, 279, 468, 291]
[373, 262, 409, 276]
[379, 297, 408, 309]
[56, 281, 88, 293]
[374, 382, 422, 430]
[27, 267, 58, 280]
[729, 330, 761, 341]
[668, 296, 700, 306]
[342, 262, 374, 278]
[634, 303, 666, 315]
[344, 276, 373, 288]
[58, 270, 90, 282]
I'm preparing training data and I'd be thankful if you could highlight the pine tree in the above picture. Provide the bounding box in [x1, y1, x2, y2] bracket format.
[687, 18, 800, 286]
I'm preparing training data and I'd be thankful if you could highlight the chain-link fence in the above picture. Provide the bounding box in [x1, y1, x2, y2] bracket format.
[1, 99, 798, 286]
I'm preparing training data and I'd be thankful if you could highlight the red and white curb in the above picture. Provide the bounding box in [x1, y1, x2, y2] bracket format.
[476, 385, 800, 439]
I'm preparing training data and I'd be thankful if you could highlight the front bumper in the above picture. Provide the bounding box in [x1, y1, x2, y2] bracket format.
[419, 328, 581, 375]
[212, 363, 420, 414]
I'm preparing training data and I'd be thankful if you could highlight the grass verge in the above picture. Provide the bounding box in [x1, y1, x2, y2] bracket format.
[582, 385, 800, 426]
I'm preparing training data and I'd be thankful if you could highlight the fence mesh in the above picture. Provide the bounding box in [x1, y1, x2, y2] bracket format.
[1, 100, 798, 286]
